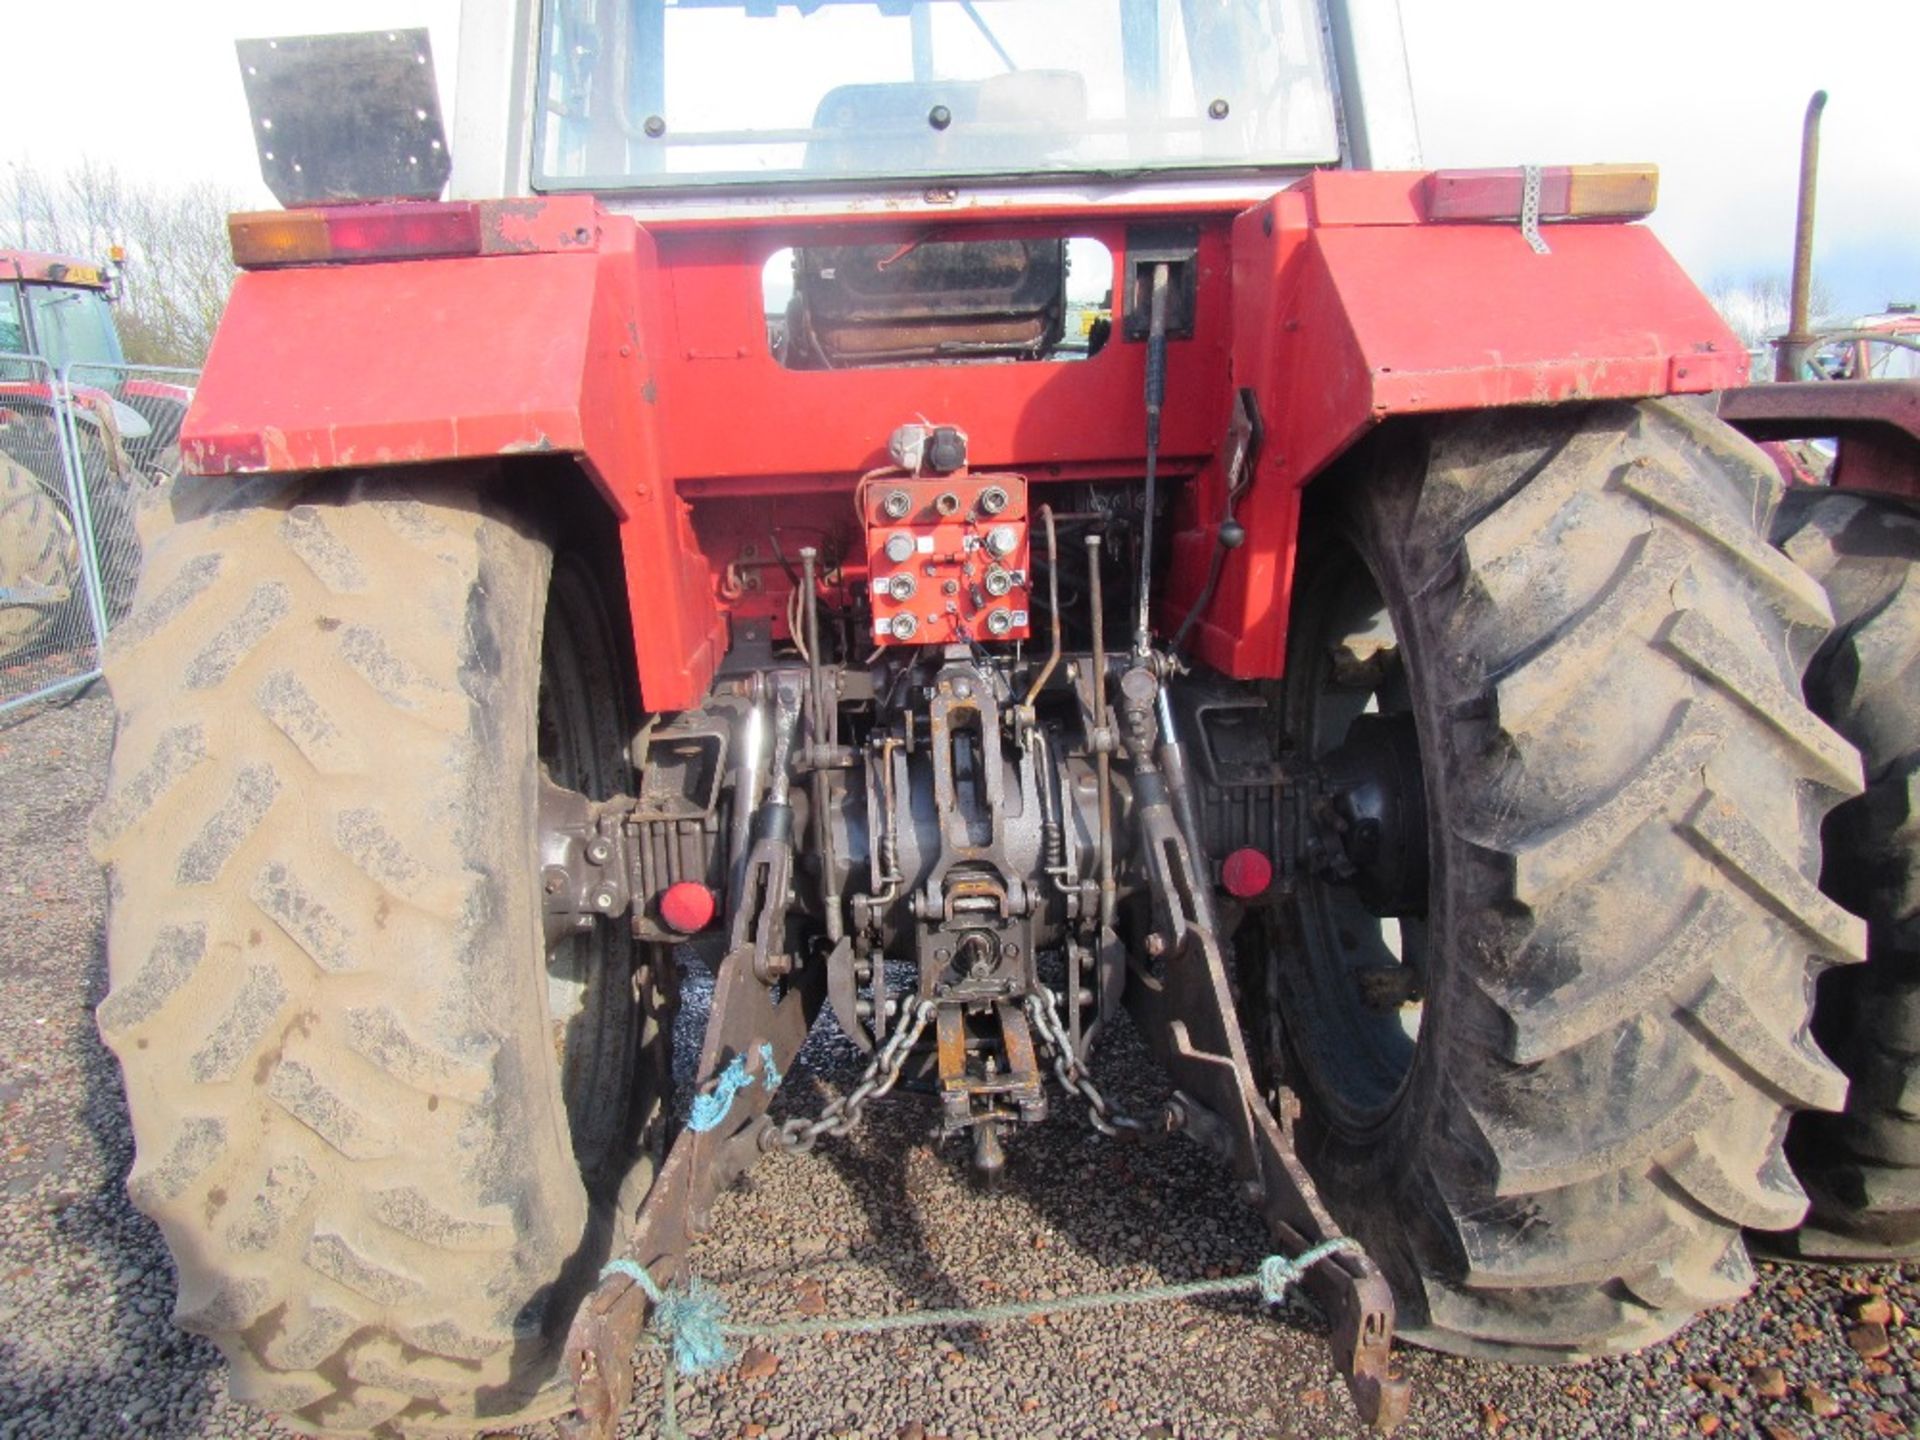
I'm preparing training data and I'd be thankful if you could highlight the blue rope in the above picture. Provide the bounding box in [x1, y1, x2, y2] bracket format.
[601, 1259, 737, 1376]
[1260, 1249, 1334, 1303]
[685, 1043, 781, 1133]
[606, 1037, 1359, 1433]
[600, 1236, 1356, 1380]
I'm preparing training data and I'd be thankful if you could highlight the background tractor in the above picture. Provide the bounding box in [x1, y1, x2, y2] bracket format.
[1805, 306, 1920, 382]
[87, 5, 1919, 1436]
[0, 249, 187, 658]
[1, 247, 190, 475]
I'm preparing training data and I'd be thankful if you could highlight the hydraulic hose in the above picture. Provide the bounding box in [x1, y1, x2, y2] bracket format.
[1134, 263, 1170, 658]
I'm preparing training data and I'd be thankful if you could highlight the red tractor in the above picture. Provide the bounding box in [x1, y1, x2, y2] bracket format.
[1, 249, 191, 656]
[90, 9, 1919, 1437]
[0, 247, 191, 474]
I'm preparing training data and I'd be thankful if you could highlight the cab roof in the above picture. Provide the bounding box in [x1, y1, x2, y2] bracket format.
[0, 250, 111, 287]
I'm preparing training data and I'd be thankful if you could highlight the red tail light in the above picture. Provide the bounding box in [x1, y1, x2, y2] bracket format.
[229, 202, 482, 268]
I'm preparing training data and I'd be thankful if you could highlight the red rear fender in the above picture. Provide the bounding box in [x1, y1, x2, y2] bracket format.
[182, 217, 725, 711]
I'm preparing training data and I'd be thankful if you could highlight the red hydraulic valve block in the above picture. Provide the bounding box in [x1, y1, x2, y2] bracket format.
[863, 433, 1031, 648]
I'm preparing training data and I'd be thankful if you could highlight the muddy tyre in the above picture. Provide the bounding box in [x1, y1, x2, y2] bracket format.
[1773, 488, 1920, 1258]
[0, 453, 79, 660]
[0, 421, 142, 629]
[1275, 399, 1864, 1361]
[92, 471, 668, 1433]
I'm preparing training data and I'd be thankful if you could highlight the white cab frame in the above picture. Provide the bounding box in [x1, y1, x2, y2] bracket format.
[448, 0, 1421, 211]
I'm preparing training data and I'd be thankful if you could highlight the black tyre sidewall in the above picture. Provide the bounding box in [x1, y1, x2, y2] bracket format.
[1278, 436, 1484, 1315]
[1270, 402, 1859, 1355]
[540, 553, 647, 1198]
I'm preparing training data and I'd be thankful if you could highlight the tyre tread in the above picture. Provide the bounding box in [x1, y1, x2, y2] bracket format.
[1343, 399, 1863, 1360]
[1772, 488, 1920, 1256]
[94, 473, 597, 1431]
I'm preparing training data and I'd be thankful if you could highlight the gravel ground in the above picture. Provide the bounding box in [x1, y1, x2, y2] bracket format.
[2, 687, 1917, 1440]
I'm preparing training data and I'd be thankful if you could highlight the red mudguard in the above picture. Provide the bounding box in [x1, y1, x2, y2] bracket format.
[185, 215, 726, 711]
[1175, 174, 1746, 676]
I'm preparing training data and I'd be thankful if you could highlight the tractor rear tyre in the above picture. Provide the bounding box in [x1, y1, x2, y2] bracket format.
[1773, 487, 1920, 1258]
[0, 422, 142, 630]
[0, 453, 79, 660]
[1275, 398, 1864, 1361]
[80, 434, 145, 628]
[92, 471, 669, 1433]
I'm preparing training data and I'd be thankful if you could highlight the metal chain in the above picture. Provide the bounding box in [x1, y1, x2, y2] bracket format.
[767, 996, 937, 1152]
[1022, 987, 1164, 1138]
[765, 985, 1164, 1150]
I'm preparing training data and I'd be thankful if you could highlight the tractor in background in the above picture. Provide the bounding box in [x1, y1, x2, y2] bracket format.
[0, 249, 184, 658]
[1, 248, 189, 474]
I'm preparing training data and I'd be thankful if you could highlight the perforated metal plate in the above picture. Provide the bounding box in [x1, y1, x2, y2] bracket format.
[236, 30, 450, 207]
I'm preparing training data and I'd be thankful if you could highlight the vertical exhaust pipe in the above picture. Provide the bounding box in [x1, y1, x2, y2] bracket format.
[1775, 89, 1827, 382]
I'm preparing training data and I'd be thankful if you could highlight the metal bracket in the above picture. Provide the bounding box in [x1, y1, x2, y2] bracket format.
[1519, 164, 1550, 255]
[1121, 674, 1411, 1432]
[730, 824, 797, 984]
[560, 945, 824, 1440]
[934, 1000, 1047, 1135]
[1122, 224, 1200, 340]
[538, 777, 632, 950]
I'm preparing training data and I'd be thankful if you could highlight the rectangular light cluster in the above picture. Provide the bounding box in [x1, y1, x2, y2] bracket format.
[1426, 164, 1659, 224]
[228, 202, 483, 268]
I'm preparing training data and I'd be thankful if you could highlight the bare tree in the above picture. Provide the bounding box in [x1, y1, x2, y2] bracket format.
[3, 159, 236, 368]
[1705, 270, 1837, 353]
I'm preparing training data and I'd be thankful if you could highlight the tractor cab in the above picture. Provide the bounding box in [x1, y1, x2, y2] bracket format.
[0, 247, 188, 472]
[530, 0, 1343, 188]
[522, 0, 1346, 367]
[0, 250, 128, 376]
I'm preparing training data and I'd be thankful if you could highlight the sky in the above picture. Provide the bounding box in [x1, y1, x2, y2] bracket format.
[3, 0, 1914, 316]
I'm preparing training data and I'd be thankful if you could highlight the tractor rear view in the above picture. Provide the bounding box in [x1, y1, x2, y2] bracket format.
[88, 6, 1919, 1436]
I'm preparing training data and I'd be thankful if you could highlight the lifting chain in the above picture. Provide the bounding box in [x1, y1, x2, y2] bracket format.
[764, 996, 937, 1153]
[761, 986, 1175, 1151]
[1022, 987, 1174, 1140]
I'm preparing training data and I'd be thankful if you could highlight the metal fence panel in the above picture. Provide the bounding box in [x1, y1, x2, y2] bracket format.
[0, 355, 197, 716]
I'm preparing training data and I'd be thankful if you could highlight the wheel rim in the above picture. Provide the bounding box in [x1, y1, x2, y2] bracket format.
[537, 556, 639, 1194]
[1280, 533, 1433, 1136]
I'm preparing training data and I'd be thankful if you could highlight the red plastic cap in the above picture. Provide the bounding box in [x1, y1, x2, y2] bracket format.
[1220, 848, 1274, 900]
[658, 882, 716, 934]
